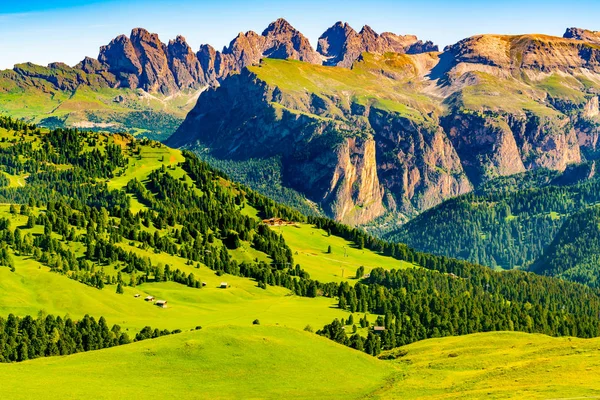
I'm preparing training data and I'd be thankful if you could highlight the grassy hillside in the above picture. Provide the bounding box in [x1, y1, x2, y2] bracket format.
[0, 325, 394, 400]
[277, 222, 415, 283]
[4, 326, 600, 399]
[376, 331, 600, 399]
[0, 257, 351, 332]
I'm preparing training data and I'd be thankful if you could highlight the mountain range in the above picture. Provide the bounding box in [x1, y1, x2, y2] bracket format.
[0, 19, 437, 139]
[5, 16, 600, 397]
[2, 20, 600, 226]
[169, 24, 600, 225]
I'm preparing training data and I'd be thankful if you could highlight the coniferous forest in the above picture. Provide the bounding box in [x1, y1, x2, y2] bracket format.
[0, 116, 600, 360]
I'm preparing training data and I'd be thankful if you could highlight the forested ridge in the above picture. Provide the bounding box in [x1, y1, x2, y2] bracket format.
[532, 206, 600, 287]
[387, 163, 600, 272]
[1, 115, 600, 360]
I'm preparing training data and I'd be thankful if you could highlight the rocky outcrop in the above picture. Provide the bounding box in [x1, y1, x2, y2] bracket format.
[317, 22, 438, 67]
[196, 18, 322, 82]
[370, 110, 471, 212]
[97, 28, 204, 94]
[564, 27, 600, 45]
[323, 138, 385, 225]
[442, 111, 583, 185]
[167, 36, 204, 90]
[440, 34, 600, 78]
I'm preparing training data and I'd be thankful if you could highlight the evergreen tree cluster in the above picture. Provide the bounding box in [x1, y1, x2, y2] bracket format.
[0, 313, 130, 362]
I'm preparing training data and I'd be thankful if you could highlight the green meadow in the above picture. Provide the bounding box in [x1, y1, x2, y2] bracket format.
[0, 257, 355, 333]
[374, 331, 600, 399]
[0, 325, 394, 400]
[277, 223, 416, 283]
[2, 323, 600, 399]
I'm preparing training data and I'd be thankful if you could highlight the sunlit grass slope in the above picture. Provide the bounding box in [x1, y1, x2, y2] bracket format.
[374, 331, 600, 399]
[0, 258, 354, 333]
[0, 325, 394, 400]
[278, 223, 416, 283]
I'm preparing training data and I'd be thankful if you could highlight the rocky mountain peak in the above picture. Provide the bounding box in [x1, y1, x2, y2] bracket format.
[168, 36, 193, 56]
[317, 22, 356, 60]
[318, 22, 438, 67]
[167, 36, 204, 89]
[197, 18, 321, 82]
[96, 28, 207, 93]
[359, 25, 379, 38]
[262, 17, 295, 35]
[130, 27, 154, 41]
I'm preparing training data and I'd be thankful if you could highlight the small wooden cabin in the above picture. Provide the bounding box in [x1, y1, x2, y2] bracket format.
[155, 300, 167, 308]
[220, 282, 228, 289]
[144, 296, 155, 302]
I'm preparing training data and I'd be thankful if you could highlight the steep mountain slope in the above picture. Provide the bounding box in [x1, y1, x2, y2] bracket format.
[169, 55, 471, 225]
[171, 30, 600, 224]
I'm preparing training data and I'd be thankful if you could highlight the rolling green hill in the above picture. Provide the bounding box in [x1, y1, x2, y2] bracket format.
[0, 325, 394, 400]
[376, 331, 600, 399]
[3, 326, 600, 399]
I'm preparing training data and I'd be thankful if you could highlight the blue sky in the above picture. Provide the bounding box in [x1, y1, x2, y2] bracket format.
[0, 0, 598, 70]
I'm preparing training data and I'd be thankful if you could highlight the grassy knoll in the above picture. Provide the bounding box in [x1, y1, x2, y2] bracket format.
[375, 331, 600, 399]
[0, 325, 394, 400]
[0, 258, 353, 332]
[277, 223, 416, 283]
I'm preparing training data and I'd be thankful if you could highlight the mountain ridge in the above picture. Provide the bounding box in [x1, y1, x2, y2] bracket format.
[170, 29, 600, 224]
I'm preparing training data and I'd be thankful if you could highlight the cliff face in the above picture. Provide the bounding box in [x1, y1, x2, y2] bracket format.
[171, 30, 600, 225]
[170, 60, 473, 223]
[564, 27, 600, 45]
[369, 110, 471, 212]
[96, 28, 205, 94]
